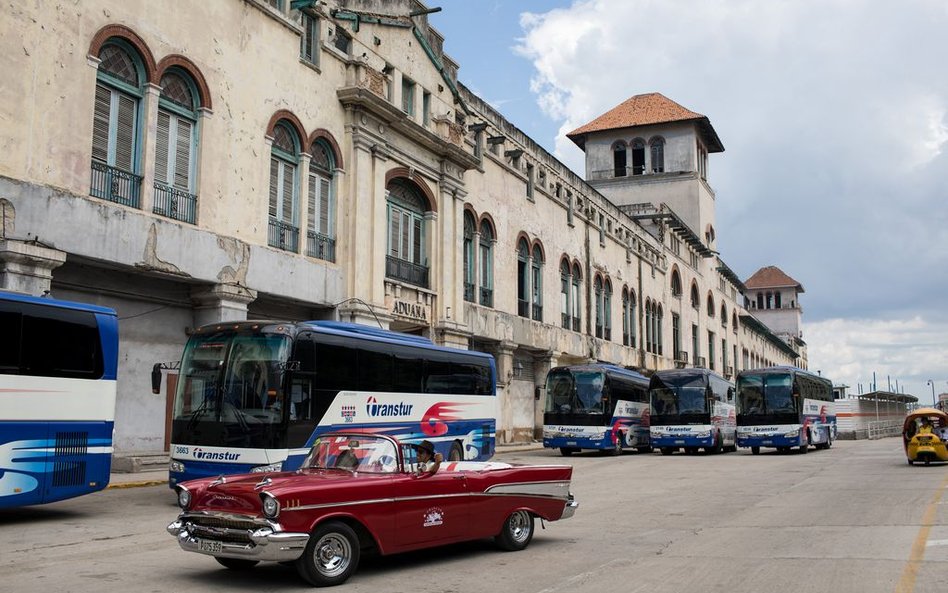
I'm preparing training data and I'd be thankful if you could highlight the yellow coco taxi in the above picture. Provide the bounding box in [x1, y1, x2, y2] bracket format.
[902, 408, 948, 465]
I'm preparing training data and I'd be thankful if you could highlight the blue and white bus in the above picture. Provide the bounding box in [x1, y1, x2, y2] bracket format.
[649, 368, 736, 455]
[163, 321, 497, 485]
[735, 366, 835, 454]
[542, 364, 651, 456]
[0, 290, 118, 507]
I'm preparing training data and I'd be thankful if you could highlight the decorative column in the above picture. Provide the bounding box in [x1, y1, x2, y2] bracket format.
[0, 239, 67, 296]
[190, 283, 257, 327]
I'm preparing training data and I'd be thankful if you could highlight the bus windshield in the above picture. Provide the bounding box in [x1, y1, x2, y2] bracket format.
[545, 369, 606, 415]
[171, 330, 292, 448]
[650, 374, 709, 423]
[737, 372, 797, 421]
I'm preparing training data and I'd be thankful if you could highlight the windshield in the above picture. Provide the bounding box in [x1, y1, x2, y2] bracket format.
[545, 370, 606, 415]
[171, 330, 292, 448]
[302, 434, 399, 474]
[650, 374, 709, 424]
[737, 373, 797, 422]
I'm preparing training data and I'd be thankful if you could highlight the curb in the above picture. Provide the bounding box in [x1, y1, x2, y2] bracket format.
[106, 478, 167, 489]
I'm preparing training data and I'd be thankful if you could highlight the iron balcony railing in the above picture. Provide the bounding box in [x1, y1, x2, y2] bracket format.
[306, 231, 335, 262]
[479, 287, 493, 308]
[517, 299, 529, 318]
[604, 327, 611, 341]
[572, 317, 580, 332]
[153, 182, 197, 224]
[385, 255, 429, 288]
[268, 218, 299, 253]
[531, 303, 542, 322]
[90, 161, 141, 208]
[595, 324, 603, 339]
[464, 282, 475, 303]
[561, 313, 570, 329]
[588, 165, 647, 181]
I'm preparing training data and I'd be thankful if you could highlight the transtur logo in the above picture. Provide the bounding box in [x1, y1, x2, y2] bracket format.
[193, 448, 241, 461]
[365, 396, 414, 417]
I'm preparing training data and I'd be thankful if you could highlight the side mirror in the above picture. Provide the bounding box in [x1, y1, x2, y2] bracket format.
[151, 363, 163, 394]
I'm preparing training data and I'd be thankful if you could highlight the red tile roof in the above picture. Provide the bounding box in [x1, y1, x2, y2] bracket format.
[744, 266, 805, 292]
[567, 93, 724, 152]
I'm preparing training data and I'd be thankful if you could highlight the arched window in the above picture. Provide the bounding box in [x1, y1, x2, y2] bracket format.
[691, 282, 700, 309]
[603, 279, 613, 341]
[650, 137, 665, 173]
[645, 299, 655, 353]
[656, 304, 663, 355]
[560, 259, 571, 329]
[622, 288, 630, 346]
[732, 311, 738, 331]
[594, 276, 604, 338]
[671, 268, 682, 297]
[386, 178, 430, 287]
[613, 141, 628, 177]
[571, 263, 582, 331]
[517, 238, 530, 318]
[154, 69, 200, 223]
[463, 211, 476, 302]
[721, 304, 728, 327]
[478, 220, 494, 307]
[531, 244, 544, 322]
[91, 40, 146, 206]
[627, 288, 637, 347]
[707, 293, 715, 317]
[631, 139, 646, 175]
[775, 291, 782, 308]
[307, 139, 337, 261]
[756, 293, 764, 309]
[269, 121, 301, 252]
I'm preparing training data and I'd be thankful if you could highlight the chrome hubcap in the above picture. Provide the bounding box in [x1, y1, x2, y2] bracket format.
[314, 533, 351, 577]
[508, 511, 531, 543]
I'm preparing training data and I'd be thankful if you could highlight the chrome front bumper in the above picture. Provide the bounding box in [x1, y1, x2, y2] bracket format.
[167, 519, 309, 562]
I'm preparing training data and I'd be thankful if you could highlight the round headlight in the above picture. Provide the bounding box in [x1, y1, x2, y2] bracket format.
[261, 495, 280, 518]
[177, 488, 192, 510]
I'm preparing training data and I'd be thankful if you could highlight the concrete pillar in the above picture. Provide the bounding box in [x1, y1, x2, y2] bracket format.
[494, 340, 517, 444]
[190, 283, 257, 327]
[0, 239, 67, 296]
[533, 351, 558, 440]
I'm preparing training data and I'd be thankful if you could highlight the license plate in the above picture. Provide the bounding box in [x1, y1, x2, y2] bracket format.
[566, 441, 577, 445]
[762, 441, 773, 445]
[199, 539, 222, 553]
[674, 440, 685, 445]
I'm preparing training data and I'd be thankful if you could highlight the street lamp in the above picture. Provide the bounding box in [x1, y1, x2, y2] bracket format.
[926, 379, 936, 407]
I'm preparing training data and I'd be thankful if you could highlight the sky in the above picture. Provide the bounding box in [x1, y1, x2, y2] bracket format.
[428, 0, 948, 404]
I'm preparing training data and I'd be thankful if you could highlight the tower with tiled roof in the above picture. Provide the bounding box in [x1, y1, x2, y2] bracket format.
[744, 265, 808, 368]
[567, 93, 723, 248]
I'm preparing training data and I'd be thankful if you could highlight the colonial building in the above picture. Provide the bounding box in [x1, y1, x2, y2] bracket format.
[0, 0, 801, 452]
[744, 265, 808, 369]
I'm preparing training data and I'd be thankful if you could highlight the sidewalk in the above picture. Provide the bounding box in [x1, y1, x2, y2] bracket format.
[106, 441, 546, 490]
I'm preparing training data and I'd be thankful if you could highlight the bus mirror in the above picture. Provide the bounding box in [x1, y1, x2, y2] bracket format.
[151, 363, 163, 394]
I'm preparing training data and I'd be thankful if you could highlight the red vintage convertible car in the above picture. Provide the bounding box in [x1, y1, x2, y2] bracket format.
[167, 432, 577, 587]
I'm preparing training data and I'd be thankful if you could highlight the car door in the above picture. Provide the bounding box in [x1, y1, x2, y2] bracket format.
[392, 449, 470, 549]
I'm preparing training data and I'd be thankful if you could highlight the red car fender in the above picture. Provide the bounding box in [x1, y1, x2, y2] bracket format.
[301, 510, 391, 555]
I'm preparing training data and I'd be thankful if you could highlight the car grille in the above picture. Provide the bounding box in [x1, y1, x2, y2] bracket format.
[183, 515, 266, 545]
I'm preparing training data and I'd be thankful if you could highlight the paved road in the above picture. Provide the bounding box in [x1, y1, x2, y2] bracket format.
[1, 438, 945, 593]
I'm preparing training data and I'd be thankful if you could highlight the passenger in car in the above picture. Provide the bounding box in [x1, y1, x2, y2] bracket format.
[414, 440, 442, 476]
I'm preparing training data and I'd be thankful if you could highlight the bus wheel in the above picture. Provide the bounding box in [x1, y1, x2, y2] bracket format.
[685, 447, 699, 455]
[636, 446, 653, 454]
[560, 447, 576, 456]
[799, 433, 810, 454]
[448, 441, 464, 462]
[751, 446, 761, 455]
[610, 434, 624, 456]
[660, 447, 674, 456]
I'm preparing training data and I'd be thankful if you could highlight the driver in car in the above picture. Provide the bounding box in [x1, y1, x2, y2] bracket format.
[414, 440, 443, 476]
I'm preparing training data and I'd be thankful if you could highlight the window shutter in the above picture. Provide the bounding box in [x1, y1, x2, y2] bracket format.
[388, 206, 399, 256]
[91, 84, 111, 163]
[268, 158, 279, 218]
[412, 216, 422, 263]
[174, 118, 192, 190]
[281, 162, 295, 223]
[307, 171, 317, 232]
[155, 111, 171, 184]
[319, 177, 331, 235]
[114, 93, 137, 172]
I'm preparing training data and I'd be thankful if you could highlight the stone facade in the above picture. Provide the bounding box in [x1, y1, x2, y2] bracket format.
[0, 0, 800, 451]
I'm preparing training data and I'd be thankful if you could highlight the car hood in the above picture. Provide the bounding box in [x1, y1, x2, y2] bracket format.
[184, 470, 392, 514]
